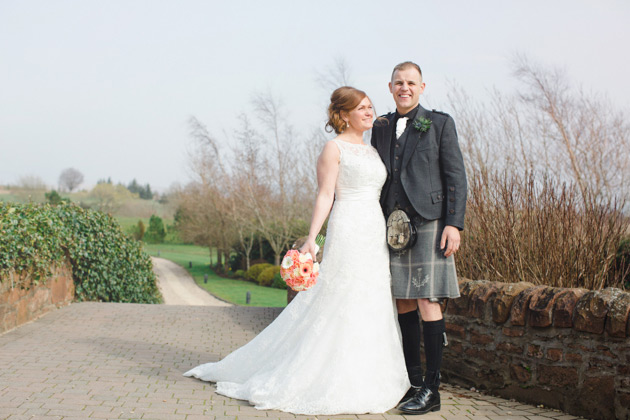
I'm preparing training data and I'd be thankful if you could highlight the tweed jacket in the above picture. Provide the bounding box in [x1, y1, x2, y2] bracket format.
[370, 105, 467, 230]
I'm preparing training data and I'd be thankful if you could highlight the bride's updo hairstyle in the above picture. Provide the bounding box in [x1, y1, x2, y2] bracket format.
[325, 86, 368, 134]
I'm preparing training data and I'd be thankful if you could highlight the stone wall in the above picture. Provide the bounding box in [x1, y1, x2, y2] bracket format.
[442, 279, 630, 420]
[0, 264, 74, 334]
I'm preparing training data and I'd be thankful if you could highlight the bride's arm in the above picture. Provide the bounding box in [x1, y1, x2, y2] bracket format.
[299, 141, 340, 259]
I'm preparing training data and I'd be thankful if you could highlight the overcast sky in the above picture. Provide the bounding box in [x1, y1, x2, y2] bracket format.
[1, 0, 629, 192]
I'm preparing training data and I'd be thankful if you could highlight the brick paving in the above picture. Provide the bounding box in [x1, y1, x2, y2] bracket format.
[0, 303, 587, 420]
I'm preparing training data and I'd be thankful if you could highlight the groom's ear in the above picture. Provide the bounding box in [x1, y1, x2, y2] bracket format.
[388, 82, 393, 93]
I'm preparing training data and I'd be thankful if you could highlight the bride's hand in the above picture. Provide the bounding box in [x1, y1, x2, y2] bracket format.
[299, 239, 318, 261]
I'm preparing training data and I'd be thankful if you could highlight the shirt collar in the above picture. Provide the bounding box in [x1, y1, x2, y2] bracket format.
[395, 104, 420, 121]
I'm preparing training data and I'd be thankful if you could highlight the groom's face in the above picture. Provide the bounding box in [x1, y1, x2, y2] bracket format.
[389, 67, 425, 115]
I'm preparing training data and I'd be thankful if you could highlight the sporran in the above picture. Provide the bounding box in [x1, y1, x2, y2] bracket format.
[386, 209, 417, 251]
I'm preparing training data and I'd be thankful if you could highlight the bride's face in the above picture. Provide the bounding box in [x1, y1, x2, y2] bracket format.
[345, 97, 374, 132]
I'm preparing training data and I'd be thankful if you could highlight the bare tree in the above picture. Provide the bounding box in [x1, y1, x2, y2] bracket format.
[512, 54, 629, 201]
[89, 183, 134, 213]
[15, 175, 47, 190]
[247, 91, 313, 265]
[449, 55, 630, 203]
[180, 91, 315, 268]
[315, 57, 353, 91]
[228, 118, 267, 270]
[177, 58, 357, 269]
[181, 118, 237, 270]
[448, 55, 630, 290]
[177, 180, 236, 269]
[58, 168, 84, 192]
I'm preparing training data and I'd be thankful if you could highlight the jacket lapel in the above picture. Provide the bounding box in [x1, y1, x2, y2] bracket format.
[401, 105, 431, 170]
[379, 114, 395, 173]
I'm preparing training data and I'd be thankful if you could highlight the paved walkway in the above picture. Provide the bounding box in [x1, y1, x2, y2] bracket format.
[152, 258, 231, 307]
[0, 303, 586, 420]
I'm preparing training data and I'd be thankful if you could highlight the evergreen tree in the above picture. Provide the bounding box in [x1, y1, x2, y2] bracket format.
[144, 215, 166, 243]
[45, 190, 67, 205]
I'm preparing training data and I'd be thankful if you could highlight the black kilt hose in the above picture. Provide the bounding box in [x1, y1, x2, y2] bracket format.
[389, 216, 460, 299]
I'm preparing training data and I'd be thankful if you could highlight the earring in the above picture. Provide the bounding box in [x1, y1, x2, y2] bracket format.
[346, 121, 349, 129]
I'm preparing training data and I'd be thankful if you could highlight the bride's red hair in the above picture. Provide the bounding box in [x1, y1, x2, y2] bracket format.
[325, 86, 368, 134]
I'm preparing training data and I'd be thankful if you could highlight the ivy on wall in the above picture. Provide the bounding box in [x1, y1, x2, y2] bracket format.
[0, 202, 161, 303]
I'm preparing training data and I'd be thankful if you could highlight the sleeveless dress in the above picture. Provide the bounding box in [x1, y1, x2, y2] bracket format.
[183, 139, 409, 415]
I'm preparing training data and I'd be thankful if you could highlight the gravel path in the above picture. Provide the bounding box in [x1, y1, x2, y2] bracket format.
[152, 257, 232, 307]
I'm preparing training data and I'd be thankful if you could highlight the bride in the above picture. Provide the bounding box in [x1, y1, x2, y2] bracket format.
[184, 86, 409, 414]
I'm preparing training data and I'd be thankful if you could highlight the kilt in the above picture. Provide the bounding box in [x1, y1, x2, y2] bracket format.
[389, 216, 460, 299]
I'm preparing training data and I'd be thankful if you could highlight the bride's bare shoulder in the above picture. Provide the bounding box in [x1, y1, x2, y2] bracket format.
[319, 139, 341, 164]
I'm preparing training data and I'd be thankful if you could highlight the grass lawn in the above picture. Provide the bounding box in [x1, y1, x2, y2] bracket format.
[144, 243, 287, 308]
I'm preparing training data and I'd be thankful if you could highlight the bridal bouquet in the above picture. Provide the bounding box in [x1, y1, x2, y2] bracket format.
[280, 235, 325, 292]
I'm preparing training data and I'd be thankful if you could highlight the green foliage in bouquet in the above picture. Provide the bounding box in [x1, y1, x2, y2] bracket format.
[257, 265, 281, 287]
[0, 202, 161, 303]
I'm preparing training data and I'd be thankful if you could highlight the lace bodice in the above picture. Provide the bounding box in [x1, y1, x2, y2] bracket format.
[332, 139, 387, 202]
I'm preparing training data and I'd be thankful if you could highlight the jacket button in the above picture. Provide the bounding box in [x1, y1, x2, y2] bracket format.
[450, 197, 455, 202]
[449, 186, 455, 192]
[449, 209, 455, 214]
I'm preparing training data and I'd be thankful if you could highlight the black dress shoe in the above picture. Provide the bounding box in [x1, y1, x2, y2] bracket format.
[398, 385, 421, 406]
[397, 386, 441, 415]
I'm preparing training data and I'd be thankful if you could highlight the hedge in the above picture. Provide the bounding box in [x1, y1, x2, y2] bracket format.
[0, 202, 161, 303]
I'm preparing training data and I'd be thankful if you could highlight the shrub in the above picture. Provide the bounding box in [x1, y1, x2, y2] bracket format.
[164, 223, 183, 244]
[271, 271, 287, 289]
[257, 265, 280, 287]
[229, 253, 243, 271]
[245, 263, 272, 282]
[0, 202, 161, 303]
[615, 237, 630, 290]
[45, 190, 68, 205]
[127, 220, 145, 241]
[144, 215, 166, 244]
[234, 269, 246, 279]
[458, 171, 629, 290]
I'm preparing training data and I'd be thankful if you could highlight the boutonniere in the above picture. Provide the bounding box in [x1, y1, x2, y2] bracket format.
[412, 117, 432, 133]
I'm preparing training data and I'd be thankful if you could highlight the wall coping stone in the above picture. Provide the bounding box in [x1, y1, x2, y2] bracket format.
[443, 279, 629, 420]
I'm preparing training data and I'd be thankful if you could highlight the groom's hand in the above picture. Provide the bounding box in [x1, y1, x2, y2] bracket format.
[440, 225, 461, 258]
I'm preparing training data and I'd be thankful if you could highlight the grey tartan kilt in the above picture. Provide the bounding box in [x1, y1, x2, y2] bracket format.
[389, 216, 460, 299]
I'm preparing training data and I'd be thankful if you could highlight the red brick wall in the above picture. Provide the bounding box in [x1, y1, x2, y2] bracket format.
[443, 279, 630, 420]
[0, 264, 74, 334]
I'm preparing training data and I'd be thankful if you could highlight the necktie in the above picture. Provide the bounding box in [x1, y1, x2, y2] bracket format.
[396, 117, 409, 139]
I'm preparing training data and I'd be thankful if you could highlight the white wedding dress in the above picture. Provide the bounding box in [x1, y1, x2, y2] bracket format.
[184, 139, 409, 414]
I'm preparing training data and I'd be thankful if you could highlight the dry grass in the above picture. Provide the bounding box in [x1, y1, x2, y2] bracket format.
[458, 170, 629, 290]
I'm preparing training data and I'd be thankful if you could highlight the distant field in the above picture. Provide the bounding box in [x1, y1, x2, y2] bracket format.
[115, 216, 153, 233]
[0, 190, 47, 203]
[0, 188, 174, 219]
[144, 244, 287, 308]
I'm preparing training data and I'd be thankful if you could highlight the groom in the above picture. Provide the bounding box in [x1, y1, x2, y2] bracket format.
[371, 62, 467, 415]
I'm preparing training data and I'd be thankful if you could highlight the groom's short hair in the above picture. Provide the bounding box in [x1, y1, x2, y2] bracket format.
[391, 61, 422, 81]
